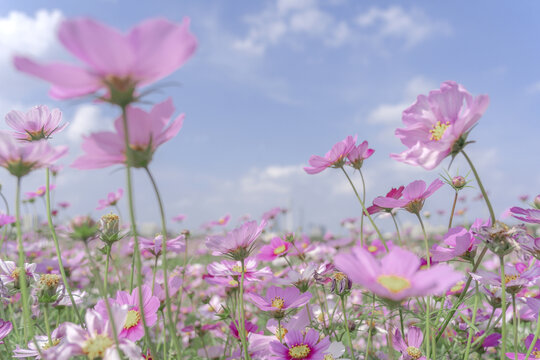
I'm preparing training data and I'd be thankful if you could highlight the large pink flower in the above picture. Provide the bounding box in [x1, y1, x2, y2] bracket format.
[71, 98, 183, 169]
[14, 17, 197, 100]
[6, 105, 67, 141]
[391, 81, 489, 170]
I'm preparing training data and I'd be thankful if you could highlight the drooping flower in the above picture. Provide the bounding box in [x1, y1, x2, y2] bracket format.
[0, 131, 68, 177]
[373, 179, 444, 214]
[96, 189, 123, 210]
[248, 286, 312, 317]
[14, 17, 197, 102]
[347, 140, 374, 170]
[205, 220, 266, 260]
[391, 327, 426, 360]
[367, 186, 404, 215]
[304, 135, 356, 174]
[6, 105, 68, 141]
[510, 207, 540, 224]
[269, 328, 330, 360]
[257, 236, 291, 261]
[391, 81, 489, 170]
[71, 98, 183, 169]
[335, 246, 462, 302]
[94, 285, 159, 341]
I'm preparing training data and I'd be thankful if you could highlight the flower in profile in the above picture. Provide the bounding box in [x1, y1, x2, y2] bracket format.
[0, 260, 39, 293]
[0, 213, 15, 227]
[205, 220, 266, 260]
[471, 263, 540, 294]
[373, 179, 444, 214]
[269, 328, 330, 360]
[347, 140, 374, 170]
[257, 236, 291, 261]
[71, 98, 183, 169]
[45, 305, 141, 360]
[473, 222, 525, 256]
[367, 186, 404, 215]
[391, 81, 489, 170]
[304, 135, 356, 174]
[431, 221, 486, 262]
[210, 214, 230, 226]
[13, 325, 65, 358]
[25, 184, 56, 201]
[248, 286, 312, 317]
[229, 320, 261, 340]
[510, 207, 540, 224]
[0, 319, 12, 345]
[335, 247, 462, 302]
[6, 105, 67, 141]
[14, 17, 197, 102]
[206, 258, 272, 286]
[517, 234, 540, 260]
[96, 188, 123, 210]
[138, 234, 185, 258]
[95, 285, 159, 341]
[392, 327, 426, 360]
[0, 131, 68, 177]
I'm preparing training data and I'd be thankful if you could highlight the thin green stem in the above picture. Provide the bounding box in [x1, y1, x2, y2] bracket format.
[42, 304, 52, 345]
[151, 255, 159, 292]
[463, 285, 480, 359]
[415, 213, 431, 359]
[399, 308, 405, 339]
[365, 294, 376, 359]
[104, 245, 111, 296]
[144, 166, 181, 359]
[239, 259, 251, 360]
[358, 169, 367, 247]
[15, 176, 32, 342]
[512, 294, 518, 360]
[500, 256, 507, 360]
[448, 191, 458, 229]
[461, 150, 496, 224]
[340, 295, 355, 360]
[391, 212, 402, 246]
[340, 167, 387, 251]
[525, 312, 540, 359]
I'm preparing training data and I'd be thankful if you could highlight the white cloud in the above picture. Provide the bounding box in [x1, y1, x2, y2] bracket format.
[66, 105, 112, 143]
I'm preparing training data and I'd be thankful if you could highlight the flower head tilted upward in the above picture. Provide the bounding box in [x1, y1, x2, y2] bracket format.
[6, 105, 67, 141]
[206, 220, 267, 260]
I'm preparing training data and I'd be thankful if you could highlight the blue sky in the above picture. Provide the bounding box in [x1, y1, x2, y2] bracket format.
[0, 0, 538, 235]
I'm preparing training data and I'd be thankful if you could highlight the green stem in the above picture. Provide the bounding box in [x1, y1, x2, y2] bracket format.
[525, 312, 540, 359]
[415, 213, 431, 359]
[119, 105, 154, 355]
[399, 308, 405, 338]
[151, 256, 159, 292]
[340, 295, 355, 360]
[144, 166, 181, 359]
[42, 304, 52, 345]
[15, 176, 32, 342]
[340, 167, 387, 251]
[448, 191, 458, 229]
[391, 212, 402, 246]
[358, 169, 367, 247]
[512, 294, 518, 360]
[500, 256, 507, 360]
[104, 245, 111, 296]
[461, 150, 496, 224]
[239, 259, 251, 360]
[463, 285, 480, 360]
[365, 294, 376, 359]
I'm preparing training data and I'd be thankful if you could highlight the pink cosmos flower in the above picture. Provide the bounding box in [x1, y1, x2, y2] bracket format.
[229, 320, 261, 340]
[94, 285, 159, 341]
[205, 220, 266, 259]
[138, 234, 185, 258]
[248, 286, 312, 314]
[391, 81, 490, 170]
[391, 327, 426, 360]
[210, 214, 230, 226]
[0, 260, 39, 293]
[257, 237, 291, 261]
[0, 319, 12, 345]
[6, 105, 68, 141]
[269, 328, 330, 360]
[373, 179, 444, 214]
[172, 213, 186, 222]
[335, 247, 462, 302]
[505, 334, 540, 360]
[430, 219, 487, 261]
[510, 207, 540, 224]
[14, 17, 197, 100]
[206, 258, 272, 284]
[45, 306, 141, 360]
[25, 184, 56, 200]
[0, 213, 15, 227]
[367, 186, 405, 215]
[13, 325, 65, 358]
[71, 98, 183, 169]
[97, 188, 123, 210]
[0, 131, 67, 177]
[304, 135, 356, 174]
[471, 264, 540, 293]
[347, 140, 375, 169]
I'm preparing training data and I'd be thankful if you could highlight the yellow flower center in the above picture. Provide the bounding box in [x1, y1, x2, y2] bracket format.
[377, 275, 411, 293]
[324, 355, 335, 360]
[36, 189, 45, 195]
[301, 243, 307, 249]
[40, 274, 60, 288]
[271, 296, 285, 309]
[11, 268, 20, 280]
[406, 346, 422, 359]
[332, 272, 347, 281]
[42, 338, 61, 350]
[504, 274, 519, 284]
[231, 265, 243, 273]
[273, 244, 287, 255]
[288, 344, 311, 359]
[367, 245, 378, 253]
[218, 218, 226, 224]
[450, 280, 464, 293]
[228, 279, 239, 287]
[124, 309, 141, 329]
[429, 121, 450, 141]
[275, 325, 288, 340]
[82, 334, 114, 359]
[532, 350, 540, 358]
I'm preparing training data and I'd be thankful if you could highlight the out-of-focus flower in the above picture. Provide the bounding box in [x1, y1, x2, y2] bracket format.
[391, 327, 426, 360]
[269, 328, 330, 360]
[172, 213, 186, 222]
[391, 81, 489, 170]
[504, 334, 540, 360]
[25, 184, 56, 200]
[0, 213, 15, 227]
[0, 260, 39, 293]
[13, 325, 65, 358]
[138, 234, 185, 258]
[373, 179, 444, 214]
[304, 135, 356, 174]
[471, 263, 540, 294]
[96, 188, 123, 210]
[72, 98, 183, 169]
[248, 286, 312, 318]
[0, 319, 12, 345]
[510, 207, 540, 224]
[257, 236, 290, 261]
[206, 258, 271, 285]
[14, 17, 197, 103]
[206, 220, 266, 260]
[6, 105, 67, 141]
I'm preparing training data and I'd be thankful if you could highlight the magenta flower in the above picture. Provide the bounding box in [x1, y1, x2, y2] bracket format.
[391, 327, 426, 360]
[257, 237, 291, 261]
[45, 306, 141, 360]
[0, 131, 67, 177]
[229, 320, 261, 340]
[94, 285, 160, 341]
[335, 246, 462, 301]
[304, 135, 356, 174]
[14, 17, 197, 100]
[6, 105, 68, 141]
[373, 179, 444, 214]
[248, 286, 312, 314]
[367, 186, 405, 215]
[391, 81, 490, 170]
[347, 140, 375, 169]
[0, 319, 12, 345]
[205, 220, 266, 260]
[510, 207, 540, 224]
[96, 188, 123, 210]
[269, 328, 330, 360]
[0, 213, 15, 227]
[138, 234, 186, 258]
[471, 263, 540, 293]
[431, 222, 485, 262]
[71, 98, 183, 169]
[505, 334, 540, 359]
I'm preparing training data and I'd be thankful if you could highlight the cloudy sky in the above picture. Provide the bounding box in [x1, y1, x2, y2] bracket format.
[0, 0, 538, 234]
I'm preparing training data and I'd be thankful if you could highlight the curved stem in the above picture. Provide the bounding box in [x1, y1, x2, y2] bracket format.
[461, 150, 496, 224]
[525, 312, 540, 359]
[45, 169, 84, 325]
[340, 295, 355, 360]
[358, 170, 366, 247]
[144, 166, 181, 359]
[239, 259, 251, 360]
[391, 213, 402, 246]
[15, 176, 32, 342]
[500, 256, 507, 360]
[448, 192, 458, 229]
[340, 167, 387, 251]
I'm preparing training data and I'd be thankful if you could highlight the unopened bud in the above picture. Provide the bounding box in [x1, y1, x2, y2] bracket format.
[534, 195, 540, 210]
[452, 176, 466, 189]
[37, 274, 61, 303]
[99, 213, 120, 244]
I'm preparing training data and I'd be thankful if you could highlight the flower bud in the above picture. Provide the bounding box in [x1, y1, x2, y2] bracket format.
[37, 274, 61, 303]
[452, 176, 467, 189]
[330, 272, 352, 296]
[70, 215, 98, 242]
[534, 195, 540, 210]
[99, 213, 120, 245]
